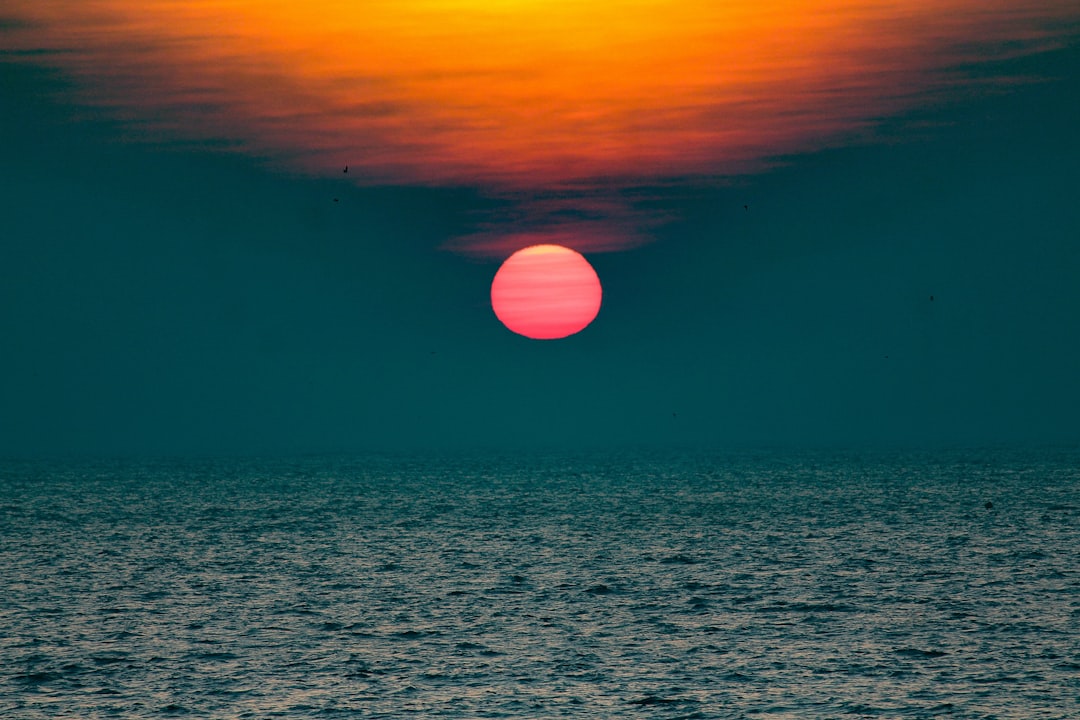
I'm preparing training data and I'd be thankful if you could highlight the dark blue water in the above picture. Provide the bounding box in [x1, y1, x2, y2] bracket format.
[2, 449, 1078, 718]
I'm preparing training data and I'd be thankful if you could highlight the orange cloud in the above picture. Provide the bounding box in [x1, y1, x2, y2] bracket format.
[4, 0, 1076, 255]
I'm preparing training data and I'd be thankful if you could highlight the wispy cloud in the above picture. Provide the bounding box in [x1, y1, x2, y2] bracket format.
[4, 0, 1077, 256]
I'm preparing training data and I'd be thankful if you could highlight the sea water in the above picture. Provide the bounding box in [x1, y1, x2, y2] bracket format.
[1, 449, 1077, 719]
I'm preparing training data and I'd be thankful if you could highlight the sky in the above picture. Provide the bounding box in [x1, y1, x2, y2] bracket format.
[1, 1, 1079, 455]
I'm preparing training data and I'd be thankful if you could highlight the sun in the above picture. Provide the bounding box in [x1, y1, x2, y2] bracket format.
[490, 245, 602, 340]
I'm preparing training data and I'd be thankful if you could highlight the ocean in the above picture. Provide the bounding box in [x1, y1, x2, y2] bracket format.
[2, 449, 1077, 718]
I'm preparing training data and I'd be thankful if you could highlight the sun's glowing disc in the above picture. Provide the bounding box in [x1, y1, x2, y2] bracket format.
[491, 245, 602, 340]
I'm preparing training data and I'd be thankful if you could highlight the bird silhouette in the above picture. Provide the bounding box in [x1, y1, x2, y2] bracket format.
[343, 165, 348, 173]
[743, 204, 749, 210]
[333, 198, 339, 202]
[930, 295, 934, 301]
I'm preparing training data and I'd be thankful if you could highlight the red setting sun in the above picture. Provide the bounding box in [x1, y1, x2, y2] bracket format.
[490, 245, 602, 340]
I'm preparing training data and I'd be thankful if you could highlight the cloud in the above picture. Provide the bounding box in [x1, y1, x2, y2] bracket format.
[3, 0, 1077, 256]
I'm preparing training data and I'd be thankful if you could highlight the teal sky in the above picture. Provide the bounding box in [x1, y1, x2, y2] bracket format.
[1, 15, 1079, 455]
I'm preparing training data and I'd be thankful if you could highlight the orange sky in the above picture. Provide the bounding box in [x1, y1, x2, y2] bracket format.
[4, 0, 1077, 254]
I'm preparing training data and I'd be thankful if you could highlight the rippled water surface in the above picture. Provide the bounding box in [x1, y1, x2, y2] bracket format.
[2, 450, 1078, 718]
